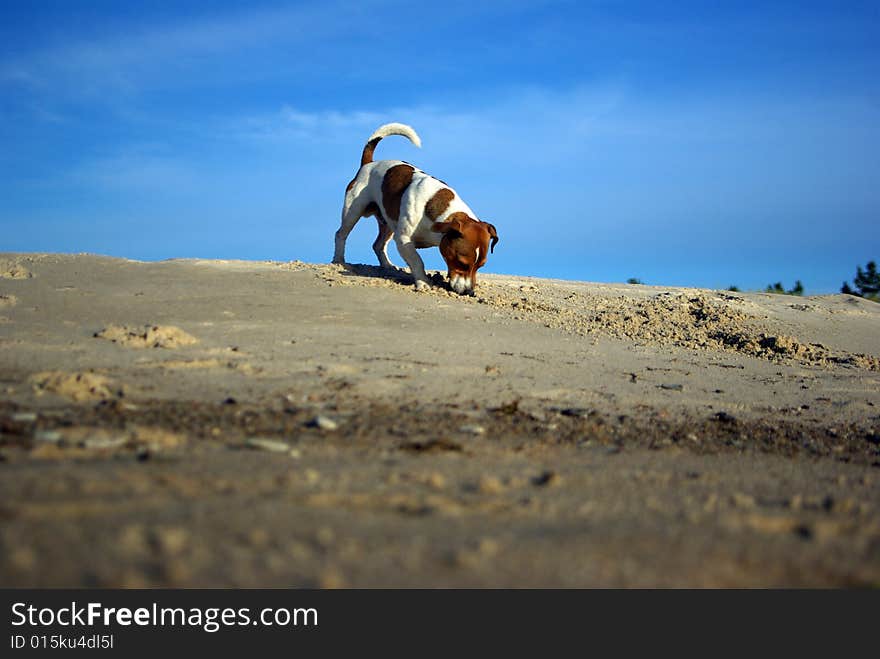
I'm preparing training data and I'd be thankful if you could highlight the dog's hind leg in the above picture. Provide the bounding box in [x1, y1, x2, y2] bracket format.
[372, 216, 397, 270]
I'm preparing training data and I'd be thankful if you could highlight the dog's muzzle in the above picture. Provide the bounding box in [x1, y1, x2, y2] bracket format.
[449, 274, 475, 296]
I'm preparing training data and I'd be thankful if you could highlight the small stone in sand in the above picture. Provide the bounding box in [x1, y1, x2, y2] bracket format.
[245, 437, 291, 453]
[33, 430, 63, 444]
[426, 473, 446, 489]
[308, 415, 338, 431]
[478, 475, 505, 494]
[478, 538, 501, 557]
[560, 407, 591, 418]
[318, 567, 347, 589]
[731, 493, 756, 509]
[153, 527, 189, 555]
[532, 471, 562, 487]
[82, 436, 128, 450]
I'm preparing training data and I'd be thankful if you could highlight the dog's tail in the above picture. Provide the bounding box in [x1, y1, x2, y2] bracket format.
[361, 123, 421, 166]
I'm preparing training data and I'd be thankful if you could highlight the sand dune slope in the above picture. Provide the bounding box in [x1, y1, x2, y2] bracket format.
[1, 253, 878, 587]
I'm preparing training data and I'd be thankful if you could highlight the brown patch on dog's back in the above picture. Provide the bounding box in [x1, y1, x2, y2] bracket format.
[425, 188, 455, 221]
[381, 164, 415, 223]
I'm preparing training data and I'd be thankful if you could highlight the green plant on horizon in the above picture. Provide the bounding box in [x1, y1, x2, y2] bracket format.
[626, 277, 643, 285]
[841, 260, 879, 301]
[727, 285, 740, 292]
[765, 280, 804, 296]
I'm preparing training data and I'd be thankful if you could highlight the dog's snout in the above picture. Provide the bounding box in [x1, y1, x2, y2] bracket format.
[449, 273, 474, 295]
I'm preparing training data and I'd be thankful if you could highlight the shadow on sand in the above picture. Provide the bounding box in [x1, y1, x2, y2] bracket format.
[337, 263, 448, 289]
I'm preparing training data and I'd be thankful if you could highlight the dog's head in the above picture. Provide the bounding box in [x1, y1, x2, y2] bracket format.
[431, 212, 498, 296]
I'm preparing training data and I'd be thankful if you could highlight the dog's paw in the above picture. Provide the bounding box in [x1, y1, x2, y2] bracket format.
[413, 280, 430, 292]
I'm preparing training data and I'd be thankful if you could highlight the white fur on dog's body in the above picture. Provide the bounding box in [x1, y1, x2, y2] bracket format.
[334, 124, 480, 290]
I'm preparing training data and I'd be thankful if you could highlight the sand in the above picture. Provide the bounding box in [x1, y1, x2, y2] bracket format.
[0, 252, 878, 587]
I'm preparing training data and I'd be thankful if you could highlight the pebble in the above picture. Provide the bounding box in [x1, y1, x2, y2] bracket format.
[659, 383, 684, 391]
[11, 412, 37, 422]
[731, 493, 756, 509]
[308, 415, 338, 431]
[315, 526, 335, 547]
[118, 525, 148, 555]
[426, 473, 446, 489]
[33, 430, 63, 443]
[532, 470, 562, 487]
[459, 424, 485, 435]
[154, 527, 189, 555]
[82, 436, 128, 450]
[452, 538, 501, 568]
[9, 548, 36, 570]
[477, 538, 500, 557]
[245, 437, 291, 453]
[318, 567, 347, 589]
[478, 475, 505, 494]
[248, 528, 270, 547]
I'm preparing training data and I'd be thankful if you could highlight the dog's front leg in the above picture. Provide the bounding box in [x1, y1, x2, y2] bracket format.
[393, 234, 431, 291]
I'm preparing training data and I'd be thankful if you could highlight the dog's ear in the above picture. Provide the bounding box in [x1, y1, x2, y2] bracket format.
[431, 217, 464, 235]
[483, 222, 499, 253]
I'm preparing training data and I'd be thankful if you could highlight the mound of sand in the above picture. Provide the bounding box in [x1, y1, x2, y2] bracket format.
[314, 263, 880, 371]
[0, 259, 33, 279]
[28, 371, 123, 402]
[0, 294, 17, 308]
[94, 324, 198, 349]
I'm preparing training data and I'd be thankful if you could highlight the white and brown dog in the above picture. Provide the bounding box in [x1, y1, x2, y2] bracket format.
[333, 123, 498, 295]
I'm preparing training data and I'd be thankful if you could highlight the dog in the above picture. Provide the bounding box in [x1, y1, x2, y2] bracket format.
[333, 123, 498, 295]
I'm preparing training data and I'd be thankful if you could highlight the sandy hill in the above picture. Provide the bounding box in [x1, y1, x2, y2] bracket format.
[1, 253, 878, 586]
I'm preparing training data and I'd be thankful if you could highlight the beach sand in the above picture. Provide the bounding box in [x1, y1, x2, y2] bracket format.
[1, 252, 878, 587]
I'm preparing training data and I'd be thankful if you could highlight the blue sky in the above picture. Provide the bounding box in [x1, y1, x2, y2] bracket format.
[1, 1, 878, 293]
